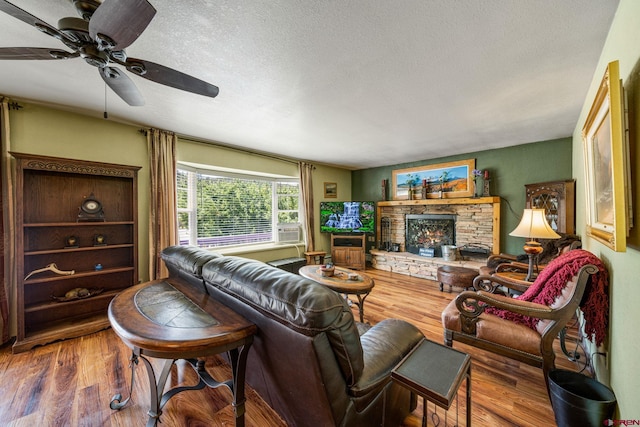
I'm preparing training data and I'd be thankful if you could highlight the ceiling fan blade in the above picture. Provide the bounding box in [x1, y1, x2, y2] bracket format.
[0, 0, 74, 43]
[89, 0, 156, 50]
[0, 47, 78, 60]
[99, 66, 145, 106]
[126, 58, 219, 98]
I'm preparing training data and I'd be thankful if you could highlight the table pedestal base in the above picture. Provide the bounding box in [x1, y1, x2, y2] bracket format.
[110, 343, 252, 427]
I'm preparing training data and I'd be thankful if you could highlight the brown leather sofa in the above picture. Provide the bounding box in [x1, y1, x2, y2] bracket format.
[161, 245, 424, 427]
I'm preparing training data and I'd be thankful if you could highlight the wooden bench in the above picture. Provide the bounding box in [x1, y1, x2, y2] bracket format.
[304, 250, 327, 265]
[108, 279, 256, 427]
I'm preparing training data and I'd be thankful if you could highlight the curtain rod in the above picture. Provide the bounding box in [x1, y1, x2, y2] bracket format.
[139, 128, 301, 166]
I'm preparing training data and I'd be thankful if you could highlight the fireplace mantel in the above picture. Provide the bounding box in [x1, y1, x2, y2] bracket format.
[376, 196, 500, 254]
[377, 196, 499, 207]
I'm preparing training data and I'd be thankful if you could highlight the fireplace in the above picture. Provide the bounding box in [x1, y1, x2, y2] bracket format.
[405, 214, 456, 256]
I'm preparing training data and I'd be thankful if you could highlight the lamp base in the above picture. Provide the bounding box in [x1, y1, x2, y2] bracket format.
[523, 241, 543, 282]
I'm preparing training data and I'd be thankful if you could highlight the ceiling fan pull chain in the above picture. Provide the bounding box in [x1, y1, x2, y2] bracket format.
[104, 82, 108, 119]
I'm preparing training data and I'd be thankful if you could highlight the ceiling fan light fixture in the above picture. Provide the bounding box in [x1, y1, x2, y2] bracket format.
[79, 44, 108, 67]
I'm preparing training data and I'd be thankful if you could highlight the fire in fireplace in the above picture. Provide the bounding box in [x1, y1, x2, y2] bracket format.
[405, 214, 456, 256]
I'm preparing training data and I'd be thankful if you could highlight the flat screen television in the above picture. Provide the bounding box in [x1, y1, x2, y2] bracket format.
[320, 201, 375, 233]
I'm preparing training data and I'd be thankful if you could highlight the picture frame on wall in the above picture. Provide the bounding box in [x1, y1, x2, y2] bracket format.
[582, 60, 631, 252]
[391, 159, 475, 200]
[324, 182, 337, 198]
[623, 55, 640, 249]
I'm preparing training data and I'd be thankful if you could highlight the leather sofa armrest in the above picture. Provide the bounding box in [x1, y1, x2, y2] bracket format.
[350, 318, 424, 397]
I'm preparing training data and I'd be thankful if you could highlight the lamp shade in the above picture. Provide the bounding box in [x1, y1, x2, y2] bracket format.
[510, 208, 561, 240]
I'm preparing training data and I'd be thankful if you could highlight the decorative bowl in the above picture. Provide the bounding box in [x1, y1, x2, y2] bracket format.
[319, 265, 335, 277]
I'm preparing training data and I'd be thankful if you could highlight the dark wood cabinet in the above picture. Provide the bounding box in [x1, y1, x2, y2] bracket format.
[12, 153, 140, 353]
[525, 180, 575, 234]
[331, 234, 366, 270]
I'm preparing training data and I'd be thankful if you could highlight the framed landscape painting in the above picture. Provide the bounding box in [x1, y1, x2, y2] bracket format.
[391, 159, 475, 200]
[582, 60, 630, 252]
[324, 182, 337, 198]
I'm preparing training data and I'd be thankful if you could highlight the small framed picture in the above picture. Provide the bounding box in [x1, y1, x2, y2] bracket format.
[324, 182, 337, 198]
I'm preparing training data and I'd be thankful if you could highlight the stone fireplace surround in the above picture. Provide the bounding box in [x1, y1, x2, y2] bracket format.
[371, 197, 500, 280]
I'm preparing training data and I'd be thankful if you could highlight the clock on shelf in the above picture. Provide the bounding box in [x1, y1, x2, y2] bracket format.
[78, 193, 105, 222]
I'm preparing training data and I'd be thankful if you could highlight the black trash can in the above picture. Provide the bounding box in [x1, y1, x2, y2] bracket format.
[548, 369, 616, 427]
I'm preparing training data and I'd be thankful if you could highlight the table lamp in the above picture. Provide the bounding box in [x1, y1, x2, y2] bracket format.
[509, 208, 560, 281]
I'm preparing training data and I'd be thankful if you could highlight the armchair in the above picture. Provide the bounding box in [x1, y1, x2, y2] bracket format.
[442, 249, 608, 393]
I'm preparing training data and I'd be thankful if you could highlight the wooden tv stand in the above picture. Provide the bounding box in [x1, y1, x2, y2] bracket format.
[331, 234, 366, 270]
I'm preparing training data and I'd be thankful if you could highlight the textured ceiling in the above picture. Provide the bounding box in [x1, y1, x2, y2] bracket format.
[0, 0, 619, 169]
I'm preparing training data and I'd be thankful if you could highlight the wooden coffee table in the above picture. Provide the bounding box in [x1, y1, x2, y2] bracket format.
[299, 265, 374, 323]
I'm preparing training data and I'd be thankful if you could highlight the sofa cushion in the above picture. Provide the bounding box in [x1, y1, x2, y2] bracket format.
[161, 245, 221, 277]
[351, 319, 424, 410]
[202, 255, 365, 386]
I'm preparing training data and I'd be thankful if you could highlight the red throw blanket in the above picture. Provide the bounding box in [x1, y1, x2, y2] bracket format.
[485, 249, 609, 346]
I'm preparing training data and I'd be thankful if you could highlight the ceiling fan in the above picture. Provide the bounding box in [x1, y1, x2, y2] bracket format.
[0, 0, 219, 106]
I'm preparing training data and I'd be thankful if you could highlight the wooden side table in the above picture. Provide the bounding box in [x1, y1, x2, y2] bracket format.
[108, 279, 256, 427]
[304, 250, 326, 265]
[392, 338, 471, 426]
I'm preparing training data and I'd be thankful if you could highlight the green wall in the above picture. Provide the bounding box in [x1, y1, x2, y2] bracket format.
[571, 0, 640, 418]
[352, 137, 573, 254]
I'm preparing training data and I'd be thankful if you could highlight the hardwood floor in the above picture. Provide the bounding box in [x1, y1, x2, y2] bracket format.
[0, 267, 586, 426]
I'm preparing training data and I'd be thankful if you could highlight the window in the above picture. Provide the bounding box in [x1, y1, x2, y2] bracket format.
[177, 168, 300, 248]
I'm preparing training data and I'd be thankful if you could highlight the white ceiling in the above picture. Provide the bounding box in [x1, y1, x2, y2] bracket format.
[0, 0, 619, 169]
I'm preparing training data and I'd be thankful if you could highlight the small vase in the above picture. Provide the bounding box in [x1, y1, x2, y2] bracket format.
[472, 179, 480, 198]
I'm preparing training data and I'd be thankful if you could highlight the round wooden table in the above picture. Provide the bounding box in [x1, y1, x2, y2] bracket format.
[299, 265, 374, 323]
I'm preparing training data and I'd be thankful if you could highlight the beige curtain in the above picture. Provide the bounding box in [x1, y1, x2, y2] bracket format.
[147, 128, 178, 280]
[299, 162, 315, 252]
[1, 98, 15, 344]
